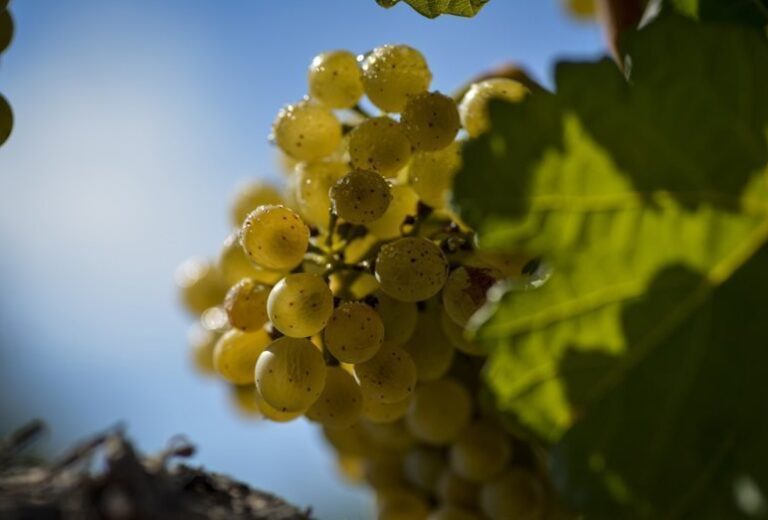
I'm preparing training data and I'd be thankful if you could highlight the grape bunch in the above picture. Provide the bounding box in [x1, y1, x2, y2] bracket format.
[177, 44, 559, 520]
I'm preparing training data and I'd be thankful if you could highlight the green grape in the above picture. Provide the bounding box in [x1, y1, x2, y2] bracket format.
[565, 0, 596, 19]
[228, 384, 262, 418]
[323, 422, 374, 457]
[378, 489, 430, 520]
[364, 457, 407, 490]
[361, 419, 416, 452]
[336, 454, 365, 484]
[272, 100, 342, 161]
[348, 117, 413, 177]
[375, 237, 449, 302]
[401, 91, 460, 151]
[355, 344, 417, 403]
[367, 183, 419, 239]
[406, 378, 472, 445]
[403, 446, 447, 493]
[450, 420, 511, 482]
[218, 233, 284, 287]
[408, 142, 462, 209]
[403, 300, 455, 381]
[443, 266, 502, 327]
[427, 507, 482, 520]
[267, 273, 333, 337]
[437, 470, 479, 509]
[213, 328, 271, 385]
[361, 44, 432, 113]
[440, 309, 486, 357]
[374, 290, 418, 345]
[294, 160, 348, 229]
[363, 393, 411, 424]
[480, 469, 545, 520]
[255, 336, 327, 412]
[308, 50, 364, 109]
[459, 78, 528, 137]
[324, 302, 385, 363]
[240, 205, 309, 270]
[187, 324, 219, 376]
[223, 278, 270, 332]
[256, 391, 303, 422]
[230, 180, 284, 227]
[330, 169, 392, 224]
[306, 366, 363, 429]
[175, 257, 227, 316]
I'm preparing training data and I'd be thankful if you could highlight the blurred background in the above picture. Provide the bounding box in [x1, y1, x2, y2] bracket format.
[0, 1, 603, 518]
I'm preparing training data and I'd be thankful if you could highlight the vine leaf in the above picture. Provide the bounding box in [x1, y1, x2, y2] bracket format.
[670, 0, 768, 28]
[454, 10, 768, 517]
[375, 0, 489, 18]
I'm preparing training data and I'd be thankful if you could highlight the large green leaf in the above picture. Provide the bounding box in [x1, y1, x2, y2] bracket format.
[454, 10, 768, 517]
[670, 0, 768, 28]
[375, 0, 489, 18]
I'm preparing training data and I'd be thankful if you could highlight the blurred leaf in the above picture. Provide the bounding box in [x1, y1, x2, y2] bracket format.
[0, 94, 11, 147]
[376, 0, 489, 18]
[454, 11, 768, 517]
[669, 0, 768, 28]
[0, 9, 13, 53]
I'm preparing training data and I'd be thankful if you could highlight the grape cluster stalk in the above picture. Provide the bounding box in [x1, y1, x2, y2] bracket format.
[177, 44, 562, 520]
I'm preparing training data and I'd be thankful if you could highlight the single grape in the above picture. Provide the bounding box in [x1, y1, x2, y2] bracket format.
[363, 393, 411, 424]
[378, 489, 430, 520]
[306, 366, 363, 429]
[480, 469, 545, 520]
[228, 384, 262, 418]
[375, 237, 448, 302]
[255, 336, 327, 412]
[374, 290, 418, 345]
[223, 278, 270, 332]
[404, 446, 447, 493]
[324, 302, 385, 363]
[213, 328, 271, 385]
[367, 183, 419, 239]
[348, 117, 413, 177]
[428, 507, 482, 520]
[218, 233, 284, 287]
[408, 142, 462, 209]
[443, 265, 502, 327]
[361, 419, 416, 452]
[437, 470, 480, 509]
[459, 78, 529, 137]
[440, 309, 486, 356]
[175, 257, 227, 316]
[256, 390, 303, 422]
[406, 378, 472, 445]
[565, 0, 596, 19]
[187, 324, 219, 376]
[294, 160, 348, 229]
[355, 344, 417, 403]
[450, 420, 511, 482]
[403, 300, 455, 381]
[364, 458, 407, 490]
[272, 100, 342, 160]
[401, 91, 460, 151]
[267, 273, 333, 337]
[335, 454, 365, 484]
[330, 169, 392, 224]
[240, 205, 309, 270]
[230, 180, 284, 227]
[361, 44, 432, 113]
[308, 50, 364, 109]
[323, 423, 374, 457]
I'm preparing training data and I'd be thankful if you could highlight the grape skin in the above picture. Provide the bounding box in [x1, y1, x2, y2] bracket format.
[442, 265, 502, 327]
[240, 205, 309, 270]
[306, 366, 363, 429]
[404, 446, 447, 493]
[375, 237, 449, 302]
[223, 278, 270, 332]
[324, 302, 385, 363]
[230, 180, 284, 227]
[330, 169, 393, 225]
[213, 328, 271, 385]
[218, 233, 284, 287]
[363, 393, 411, 424]
[175, 258, 227, 316]
[408, 142, 462, 209]
[406, 378, 472, 445]
[188, 324, 219, 376]
[361, 44, 432, 113]
[449, 420, 511, 482]
[367, 183, 420, 239]
[374, 290, 418, 345]
[348, 116, 413, 177]
[480, 469, 545, 520]
[267, 273, 333, 337]
[378, 489, 430, 520]
[272, 100, 342, 160]
[459, 78, 528, 137]
[308, 50, 363, 109]
[437, 470, 480, 509]
[400, 91, 461, 151]
[255, 336, 327, 413]
[428, 507, 482, 520]
[294, 160, 348, 229]
[440, 309, 486, 357]
[403, 300, 455, 381]
[355, 344, 417, 403]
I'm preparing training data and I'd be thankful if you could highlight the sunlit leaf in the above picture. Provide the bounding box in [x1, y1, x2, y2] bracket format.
[376, 0, 489, 18]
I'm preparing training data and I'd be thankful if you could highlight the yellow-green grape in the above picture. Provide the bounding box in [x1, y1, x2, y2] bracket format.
[323, 423, 374, 457]
[401, 91, 460, 151]
[336, 454, 366, 484]
[330, 169, 392, 224]
[375, 290, 418, 345]
[361, 419, 416, 453]
[406, 378, 472, 445]
[378, 489, 430, 520]
[256, 390, 303, 422]
[175, 258, 227, 316]
[480, 469, 545, 520]
[324, 302, 385, 363]
[408, 142, 462, 209]
[428, 507, 482, 520]
[437, 470, 480, 509]
[363, 393, 411, 424]
[441, 309, 486, 357]
[213, 328, 271, 385]
[361, 44, 432, 113]
[294, 160, 348, 229]
[355, 344, 417, 403]
[200, 306, 229, 333]
[218, 233, 284, 287]
[348, 117, 413, 177]
[228, 384, 262, 418]
[364, 458, 407, 490]
[443, 266, 502, 327]
[230, 180, 284, 227]
[240, 205, 309, 270]
[308, 50, 363, 109]
[403, 300, 455, 381]
[565, 0, 596, 19]
[465, 249, 531, 278]
[404, 447, 447, 493]
[459, 79, 529, 137]
[306, 366, 363, 429]
[223, 278, 270, 332]
[450, 420, 511, 482]
[188, 324, 219, 376]
[367, 183, 419, 239]
[267, 273, 333, 337]
[375, 237, 449, 302]
[255, 336, 327, 412]
[272, 100, 342, 161]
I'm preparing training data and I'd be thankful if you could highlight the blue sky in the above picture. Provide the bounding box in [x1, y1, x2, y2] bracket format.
[0, 1, 603, 518]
